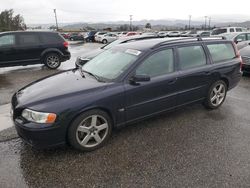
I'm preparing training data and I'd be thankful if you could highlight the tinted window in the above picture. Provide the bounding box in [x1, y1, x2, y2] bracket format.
[247, 33, 250, 40]
[212, 29, 227, 35]
[230, 28, 234, 32]
[178, 46, 206, 70]
[236, 28, 242, 32]
[207, 43, 235, 63]
[200, 32, 210, 37]
[40, 33, 62, 44]
[136, 49, 174, 77]
[236, 34, 246, 41]
[19, 34, 39, 45]
[0, 35, 15, 47]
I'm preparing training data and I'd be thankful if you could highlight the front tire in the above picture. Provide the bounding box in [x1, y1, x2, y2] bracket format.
[68, 110, 112, 152]
[204, 80, 227, 109]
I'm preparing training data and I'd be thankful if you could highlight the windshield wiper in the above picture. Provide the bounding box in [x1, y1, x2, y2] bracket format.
[81, 69, 102, 82]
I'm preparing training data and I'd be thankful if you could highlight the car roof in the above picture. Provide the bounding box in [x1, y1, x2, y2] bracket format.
[114, 37, 228, 51]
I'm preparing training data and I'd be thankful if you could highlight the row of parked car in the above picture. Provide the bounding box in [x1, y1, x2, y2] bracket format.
[60, 27, 248, 44]
[1, 29, 250, 72]
[60, 31, 139, 44]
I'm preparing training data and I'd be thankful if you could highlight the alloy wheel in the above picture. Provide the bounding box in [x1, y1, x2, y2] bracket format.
[76, 115, 109, 148]
[47, 55, 60, 68]
[210, 83, 226, 107]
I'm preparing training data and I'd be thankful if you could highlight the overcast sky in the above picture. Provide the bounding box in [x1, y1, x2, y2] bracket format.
[0, 0, 250, 24]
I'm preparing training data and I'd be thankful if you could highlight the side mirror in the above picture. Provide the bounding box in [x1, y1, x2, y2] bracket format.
[75, 58, 90, 68]
[129, 74, 150, 85]
[236, 38, 243, 43]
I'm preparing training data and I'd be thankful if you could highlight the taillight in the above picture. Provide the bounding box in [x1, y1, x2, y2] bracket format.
[233, 42, 243, 70]
[63, 41, 69, 48]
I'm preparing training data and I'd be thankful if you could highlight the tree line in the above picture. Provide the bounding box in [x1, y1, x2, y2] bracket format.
[0, 9, 26, 32]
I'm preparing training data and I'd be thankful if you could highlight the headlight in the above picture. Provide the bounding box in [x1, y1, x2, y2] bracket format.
[22, 109, 57, 124]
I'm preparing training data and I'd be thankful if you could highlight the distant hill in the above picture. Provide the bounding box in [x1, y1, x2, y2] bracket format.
[27, 18, 250, 31]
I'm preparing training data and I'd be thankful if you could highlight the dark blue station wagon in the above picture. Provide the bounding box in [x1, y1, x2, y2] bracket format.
[12, 37, 242, 151]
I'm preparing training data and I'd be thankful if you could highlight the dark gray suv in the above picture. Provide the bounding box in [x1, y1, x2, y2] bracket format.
[0, 31, 71, 69]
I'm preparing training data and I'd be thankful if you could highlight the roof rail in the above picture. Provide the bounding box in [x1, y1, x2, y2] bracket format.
[152, 37, 195, 49]
[196, 36, 226, 40]
[123, 35, 160, 43]
[152, 36, 227, 49]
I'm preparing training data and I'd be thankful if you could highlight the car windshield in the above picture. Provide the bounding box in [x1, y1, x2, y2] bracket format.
[83, 48, 140, 81]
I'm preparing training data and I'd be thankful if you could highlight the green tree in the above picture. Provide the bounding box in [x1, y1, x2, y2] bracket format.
[145, 23, 151, 29]
[0, 9, 26, 32]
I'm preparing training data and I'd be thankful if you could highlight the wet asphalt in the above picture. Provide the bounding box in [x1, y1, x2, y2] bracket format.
[1, 43, 250, 187]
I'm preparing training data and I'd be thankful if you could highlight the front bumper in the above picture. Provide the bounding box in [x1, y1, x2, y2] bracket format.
[14, 119, 66, 149]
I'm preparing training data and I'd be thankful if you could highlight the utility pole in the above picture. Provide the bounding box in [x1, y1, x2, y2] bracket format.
[208, 17, 211, 30]
[53, 9, 59, 31]
[188, 15, 192, 30]
[204, 16, 207, 30]
[129, 15, 133, 31]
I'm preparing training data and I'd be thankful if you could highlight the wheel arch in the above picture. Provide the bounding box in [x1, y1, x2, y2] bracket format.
[68, 106, 115, 130]
[220, 76, 229, 90]
[41, 48, 63, 61]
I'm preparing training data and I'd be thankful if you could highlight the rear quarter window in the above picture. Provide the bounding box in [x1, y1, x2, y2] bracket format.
[207, 43, 235, 63]
[40, 33, 64, 44]
[178, 45, 206, 70]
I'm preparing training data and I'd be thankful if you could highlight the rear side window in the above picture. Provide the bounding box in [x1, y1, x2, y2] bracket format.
[212, 29, 227, 35]
[136, 49, 174, 77]
[0, 35, 15, 47]
[236, 28, 242, 32]
[40, 33, 63, 44]
[230, 28, 234, 32]
[18, 34, 40, 45]
[207, 43, 235, 63]
[178, 46, 206, 70]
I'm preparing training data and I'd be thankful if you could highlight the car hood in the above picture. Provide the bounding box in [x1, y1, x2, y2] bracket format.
[79, 48, 104, 59]
[16, 69, 109, 107]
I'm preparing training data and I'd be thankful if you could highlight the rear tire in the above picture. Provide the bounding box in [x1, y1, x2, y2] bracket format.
[203, 80, 227, 109]
[44, 53, 61, 69]
[68, 110, 112, 152]
[102, 39, 108, 44]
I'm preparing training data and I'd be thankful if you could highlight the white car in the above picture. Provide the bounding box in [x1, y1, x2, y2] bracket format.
[167, 31, 181, 37]
[211, 27, 247, 36]
[158, 31, 168, 37]
[94, 31, 107, 42]
[222, 32, 250, 50]
[100, 33, 119, 44]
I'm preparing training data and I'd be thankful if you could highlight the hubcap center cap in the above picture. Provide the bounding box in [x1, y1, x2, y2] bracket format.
[89, 127, 96, 133]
